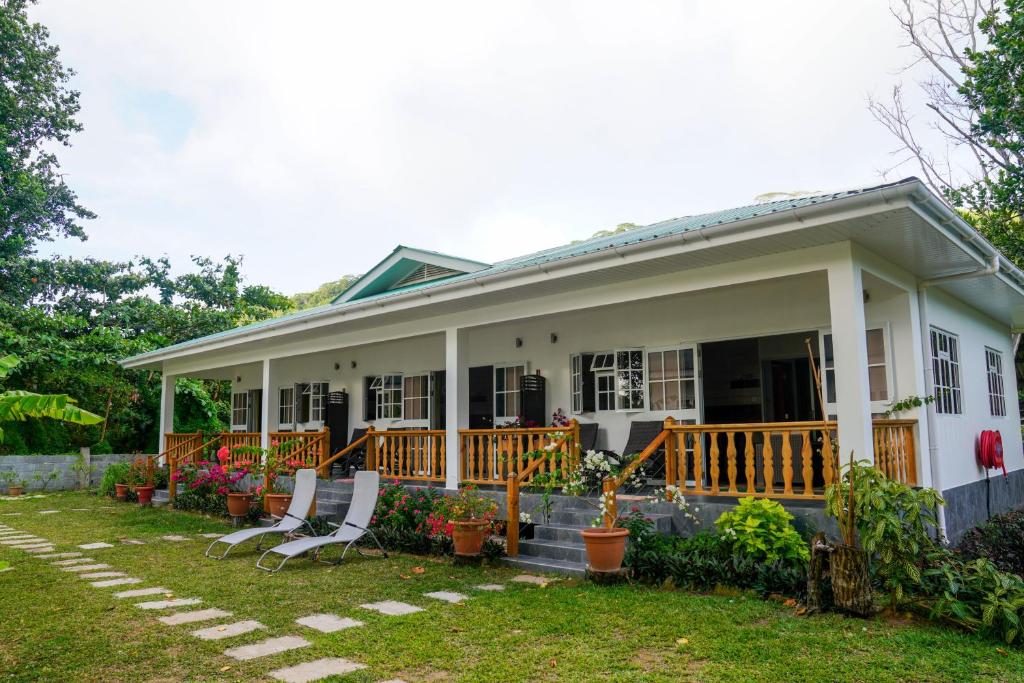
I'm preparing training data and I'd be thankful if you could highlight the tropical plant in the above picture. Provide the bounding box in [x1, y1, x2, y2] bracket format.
[715, 497, 809, 563]
[33, 469, 59, 492]
[0, 470, 16, 492]
[70, 450, 96, 488]
[826, 459, 944, 605]
[98, 462, 130, 498]
[957, 506, 1024, 577]
[0, 355, 102, 444]
[882, 394, 936, 418]
[526, 470, 564, 525]
[444, 484, 497, 522]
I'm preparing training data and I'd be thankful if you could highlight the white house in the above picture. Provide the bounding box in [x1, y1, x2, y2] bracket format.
[123, 178, 1024, 542]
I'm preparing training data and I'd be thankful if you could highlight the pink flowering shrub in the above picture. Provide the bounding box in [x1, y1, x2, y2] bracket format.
[172, 462, 257, 518]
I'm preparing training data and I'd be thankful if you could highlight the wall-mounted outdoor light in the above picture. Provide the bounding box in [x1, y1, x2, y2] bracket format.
[334, 362, 341, 371]
[235, 376, 241, 383]
[515, 337, 523, 348]
[351, 361, 357, 369]
[550, 333, 558, 344]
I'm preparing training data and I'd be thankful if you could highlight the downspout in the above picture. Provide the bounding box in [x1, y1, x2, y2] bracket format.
[917, 256, 1000, 540]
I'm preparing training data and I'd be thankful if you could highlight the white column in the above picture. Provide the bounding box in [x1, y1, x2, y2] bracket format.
[261, 358, 272, 450]
[905, 286, 934, 488]
[445, 327, 468, 490]
[827, 257, 875, 463]
[158, 372, 175, 456]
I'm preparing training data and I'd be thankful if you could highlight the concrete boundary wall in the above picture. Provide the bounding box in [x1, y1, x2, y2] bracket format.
[0, 453, 144, 492]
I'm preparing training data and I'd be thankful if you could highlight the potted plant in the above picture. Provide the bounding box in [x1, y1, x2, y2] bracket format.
[233, 439, 306, 518]
[218, 448, 256, 517]
[130, 457, 155, 506]
[446, 485, 497, 557]
[0, 471, 17, 496]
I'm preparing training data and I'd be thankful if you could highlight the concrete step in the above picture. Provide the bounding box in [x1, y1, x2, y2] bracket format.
[518, 539, 587, 564]
[501, 554, 586, 577]
[533, 523, 587, 544]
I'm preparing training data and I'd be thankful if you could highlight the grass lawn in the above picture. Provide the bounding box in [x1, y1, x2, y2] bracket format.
[0, 492, 1022, 682]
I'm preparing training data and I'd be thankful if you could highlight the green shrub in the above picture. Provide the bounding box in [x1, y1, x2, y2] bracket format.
[98, 462, 130, 498]
[91, 440, 113, 455]
[956, 507, 1024, 577]
[715, 497, 809, 563]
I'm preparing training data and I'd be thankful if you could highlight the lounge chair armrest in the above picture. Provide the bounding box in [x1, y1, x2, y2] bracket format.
[284, 512, 319, 536]
[344, 521, 370, 532]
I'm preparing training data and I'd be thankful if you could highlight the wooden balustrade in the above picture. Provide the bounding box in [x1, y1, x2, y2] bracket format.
[872, 419, 918, 485]
[372, 430, 447, 483]
[269, 429, 330, 470]
[163, 432, 202, 464]
[459, 422, 580, 485]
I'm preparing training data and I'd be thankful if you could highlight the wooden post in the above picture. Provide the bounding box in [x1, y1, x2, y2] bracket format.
[168, 456, 177, 503]
[602, 477, 617, 528]
[365, 426, 376, 472]
[570, 419, 581, 470]
[663, 417, 676, 498]
[320, 427, 330, 471]
[146, 456, 155, 487]
[506, 476, 520, 557]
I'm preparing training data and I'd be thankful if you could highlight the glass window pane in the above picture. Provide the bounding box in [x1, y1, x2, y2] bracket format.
[664, 380, 680, 410]
[825, 369, 836, 404]
[868, 365, 888, 401]
[866, 329, 885, 365]
[682, 380, 695, 409]
[680, 349, 692, 378]
[649, 352, 663, 381]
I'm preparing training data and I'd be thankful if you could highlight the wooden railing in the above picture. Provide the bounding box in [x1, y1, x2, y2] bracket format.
[162, 432, 202, 465]
[270, 430, 329, 469]
[372, 429, 447, 483]
[506, 455, 551, 557]
[218, 431, 261, 455]
[316, 429, 371, 478]
[166, 435, 220, 501]
[459, 422, 581, 485]
[872, 419, 918, 485]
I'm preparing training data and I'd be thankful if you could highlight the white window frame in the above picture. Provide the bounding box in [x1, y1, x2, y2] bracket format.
[614, 348, 646, 412]
[570, 354, 583, 415]
[370, 374, 403, 420]
[590, 353, 614, 372]
[278, 386, 294, 430]
[930, 327, 962, 415]
[309, 381, 328, 423]
[595, 370, 616, 412]
[819, 325, 894, 415]
[403, 373, 431, 424]
[494, 363, 526, 424]
[986, 347, 1006, 417]
[646, 345, 699, 418]
[231, 392, 248, 432]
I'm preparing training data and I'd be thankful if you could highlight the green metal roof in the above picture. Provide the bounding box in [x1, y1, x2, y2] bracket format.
[123, 178, 919, 363]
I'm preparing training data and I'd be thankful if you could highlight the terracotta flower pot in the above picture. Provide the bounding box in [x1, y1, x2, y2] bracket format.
[114, 483, 129, 501]
[452, 519, 489, 556]
[265, 493, 292, 518]
[227, 492, 254, 517]
[8, 485, 23, 497]
[135, 485, 155, 506]
[581, 527, 630, 572]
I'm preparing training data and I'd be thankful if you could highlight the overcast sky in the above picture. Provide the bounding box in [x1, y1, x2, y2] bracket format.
[33, 1, 931, 295]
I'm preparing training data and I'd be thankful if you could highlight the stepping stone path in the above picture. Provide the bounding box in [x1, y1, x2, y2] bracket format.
[1, 537, 40, 544]
[472, 584, 504, 591]
[121, 539, 145, 545]
[79, 571, 126, 579]
[511, 574, 549, 586]
[136, 598, 202, 610]
[360, 601, 424, 616]
[78, 542, 113, 550]
[295, 614, 363, 633]
[200, 533, 223, 538]
[62, 564, 110, 573]
[269, 658, 366, 683]
[52, 558, 93, 566]
[24, 546, 57, 554]
[36, 552, 79, 559]
[92, 578, 142, 588]
[192, 620, 265, 641]
[38, 510, 60, 514]
[424, 591, 468, 604]
[161, 535, 189, 542]
[15, 544, 53, 551]
[158, 608, 231, 626]
[114, 587, 169, 599]
[223, 635, 311, 661]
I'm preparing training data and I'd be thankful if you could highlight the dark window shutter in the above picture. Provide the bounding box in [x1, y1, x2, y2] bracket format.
[430, 370, 446, 429]
[363, 377, 377, 421]
[581, 353, 596, 412]
[296, 383, 311, 423]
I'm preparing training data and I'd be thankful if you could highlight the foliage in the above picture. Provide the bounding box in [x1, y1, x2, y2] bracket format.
[0, 354, 102, 444]
[957, 506, 1024, 577]
[443, 484, 497, 522]
[526, 470, 564, 525]
[32, 468, 58, 492]
[826, 459, 944, 605]
[289, 275, 359, 309]
[623, 513, 807, 598]
[98, 461, 130, 497]
[169, 462, 260, 523]
[714, 497, 809, 563]
[563, 449, 644, 497]
[883, 394, 936, 418]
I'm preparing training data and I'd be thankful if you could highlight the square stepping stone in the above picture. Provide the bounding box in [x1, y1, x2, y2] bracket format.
[114, 587, 169, 599]
[91, 578, 142, 588]
[424, 591, 468, 604]
[52, 557, 93, 566]
[158, 608, 232, 626]
[269, 657, 366, 682]
[474, 584, 505, 591]
[79, 571, 127, 579]
[359, 601, 424, 616]
[120, 539, 145, 545]
[295, 614, 364, 633]
[36, 552, 81, 559]
[136, 598, 202, 610]
[161, 535, 189, 542]
[223, 635, 311, 661]
[78, 542, 113, 550]
[62, 563, 111, 573]
[511, 574, 549, 586]
[192, 619, 265, 641]
[200, 533, 223, 538]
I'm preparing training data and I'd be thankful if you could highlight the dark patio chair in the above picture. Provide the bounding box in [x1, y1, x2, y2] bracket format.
[329, 427, 369, 478]
[577, 422, 599, 453]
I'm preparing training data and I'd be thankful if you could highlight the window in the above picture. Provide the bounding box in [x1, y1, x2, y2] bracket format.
[231, 393, 248, 430]
[278, 387, 294, 428]
[615, 349, 645, 411]
[596, 372, 616, 411]
[570, 354, 583, 414]
[494, 364, 525, 422]
[590, 353, 614, 372]
[403, 374, 429, 420]
[369, 375, 402, 419]
[930, 328, 962, 415]
[986, 347, 1006, 417]
[822, 329, 889, 407]
[648, 348, 696, 411]
[309, 382, 328, 422]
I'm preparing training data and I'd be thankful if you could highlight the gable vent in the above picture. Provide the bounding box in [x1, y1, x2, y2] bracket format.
[394, 263, 461, 288]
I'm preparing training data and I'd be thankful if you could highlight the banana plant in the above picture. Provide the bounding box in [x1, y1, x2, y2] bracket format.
[0, 354, 103, 443]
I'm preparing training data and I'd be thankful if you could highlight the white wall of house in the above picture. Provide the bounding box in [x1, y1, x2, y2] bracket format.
[925, 287, 1023, 491]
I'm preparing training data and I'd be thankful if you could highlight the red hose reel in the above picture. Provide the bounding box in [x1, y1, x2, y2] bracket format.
[978, 430, 1006, 477]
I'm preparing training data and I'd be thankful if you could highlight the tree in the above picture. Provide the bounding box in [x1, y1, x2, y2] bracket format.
[289, 275, 359, 309]
[0, 354, 101, 444]
[0, 0, 94, 304]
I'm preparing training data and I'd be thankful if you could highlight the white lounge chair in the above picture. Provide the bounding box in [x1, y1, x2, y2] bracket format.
[255, 470, 386, 572]
[205, 469, 318, 560]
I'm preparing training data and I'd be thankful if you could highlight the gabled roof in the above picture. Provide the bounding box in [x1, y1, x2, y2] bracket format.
[332, 246, 490, 304]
